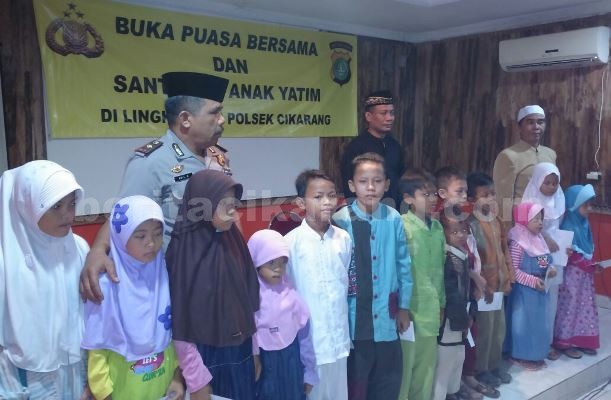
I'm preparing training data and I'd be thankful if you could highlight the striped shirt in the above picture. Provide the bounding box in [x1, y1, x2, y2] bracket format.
[509, 241, 541, 288]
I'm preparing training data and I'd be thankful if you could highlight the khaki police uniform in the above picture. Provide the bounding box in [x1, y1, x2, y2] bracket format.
[118, 129, 231, 249]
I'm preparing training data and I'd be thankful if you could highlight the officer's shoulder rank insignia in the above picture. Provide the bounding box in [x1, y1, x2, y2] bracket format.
[135, 140, 162, 157]
[171, 164, 184, 174]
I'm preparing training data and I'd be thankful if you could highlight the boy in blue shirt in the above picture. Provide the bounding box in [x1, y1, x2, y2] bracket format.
[333, 152, 412, 400]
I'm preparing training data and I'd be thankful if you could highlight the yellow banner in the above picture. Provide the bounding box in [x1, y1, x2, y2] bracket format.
[33, 0, 357, 138]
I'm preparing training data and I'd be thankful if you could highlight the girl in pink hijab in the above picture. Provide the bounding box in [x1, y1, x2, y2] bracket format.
[507, 202, 556, 371]
[247, 229, 318, 400]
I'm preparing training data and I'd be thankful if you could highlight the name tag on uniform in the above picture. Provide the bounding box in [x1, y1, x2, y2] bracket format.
[174, 173, 192, 182]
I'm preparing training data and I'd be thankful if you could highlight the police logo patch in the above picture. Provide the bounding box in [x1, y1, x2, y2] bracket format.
[45, 2, 104, 58]
[329, 41, 353, 86]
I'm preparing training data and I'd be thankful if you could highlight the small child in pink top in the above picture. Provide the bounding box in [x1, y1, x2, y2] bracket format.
[247, 229, 318, 400]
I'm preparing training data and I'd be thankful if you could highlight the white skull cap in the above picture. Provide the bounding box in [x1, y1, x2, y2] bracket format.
[517, 105, 545, 122]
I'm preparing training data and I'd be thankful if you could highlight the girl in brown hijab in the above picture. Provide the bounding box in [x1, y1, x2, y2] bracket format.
[167, 170, 260, 400]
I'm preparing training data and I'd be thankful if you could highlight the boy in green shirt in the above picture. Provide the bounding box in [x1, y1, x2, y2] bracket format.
[398, 171, 446, 400]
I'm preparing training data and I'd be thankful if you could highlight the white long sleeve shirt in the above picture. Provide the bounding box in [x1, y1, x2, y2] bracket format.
[285, 220, 352, 365]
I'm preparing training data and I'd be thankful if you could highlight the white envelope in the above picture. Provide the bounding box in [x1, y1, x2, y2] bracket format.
[544, 265, 564, 292]
[399, 323, 415, 342]
[477, 292, 503, 311]
[466, 303, 475, 347]
[466, 329, 475, 348]
[550, 229, 574, 267]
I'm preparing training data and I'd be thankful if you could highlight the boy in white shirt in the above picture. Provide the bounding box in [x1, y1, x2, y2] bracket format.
[286, 169, 352, 400]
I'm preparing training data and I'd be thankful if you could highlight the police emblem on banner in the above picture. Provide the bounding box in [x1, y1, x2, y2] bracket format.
[329, 41, 353, 86]
[45, 2, 104, 58]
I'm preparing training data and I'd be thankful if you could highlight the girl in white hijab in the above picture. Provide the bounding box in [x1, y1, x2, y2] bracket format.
[521, 162, 566, 361]
[0, 160, 90, 399]
[521, 162, 565, 250]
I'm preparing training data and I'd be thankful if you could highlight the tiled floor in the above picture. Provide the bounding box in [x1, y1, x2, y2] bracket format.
[577, 382, 611, 400]
[195, 302, 611, 400]
[497, 305, 611, 400]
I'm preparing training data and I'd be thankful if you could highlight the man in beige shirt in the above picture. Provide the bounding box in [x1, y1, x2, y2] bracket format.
[493, 105, 557, 224]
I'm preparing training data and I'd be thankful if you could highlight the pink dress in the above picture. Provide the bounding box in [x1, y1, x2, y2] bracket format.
[553, 252, 599, 350]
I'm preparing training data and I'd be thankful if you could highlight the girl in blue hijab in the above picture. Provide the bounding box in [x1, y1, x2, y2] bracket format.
[553, 185, 600, 358]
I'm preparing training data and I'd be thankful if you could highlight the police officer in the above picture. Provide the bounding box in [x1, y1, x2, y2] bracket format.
[80, 71, 231, 302]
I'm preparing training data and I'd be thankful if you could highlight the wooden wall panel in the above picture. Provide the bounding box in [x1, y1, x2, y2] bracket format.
[411, 14, 611, 205]
[320, 36, 416, 192]
[0, 0, 46, 167]
[322, 14, 611, 205]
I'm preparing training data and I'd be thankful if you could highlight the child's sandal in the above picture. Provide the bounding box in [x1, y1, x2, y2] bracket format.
[578, 347, 597, 356]
[458, 383, 483, 400]
[472, 382, 500, 398]
[514, 359, 545, 371]
[563, 348, 582, 359]
[547, 347, 561, 361]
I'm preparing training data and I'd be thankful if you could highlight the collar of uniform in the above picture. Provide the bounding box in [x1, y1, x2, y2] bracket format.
[350, 200, 383, 221]
[165, 129, 197, 161]
[299, 218, 334, 240]
[445, 244, 467, 260]
[514, 139, 540, 152]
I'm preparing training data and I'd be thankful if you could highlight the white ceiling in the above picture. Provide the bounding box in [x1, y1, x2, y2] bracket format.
[119, 0, 611, 42]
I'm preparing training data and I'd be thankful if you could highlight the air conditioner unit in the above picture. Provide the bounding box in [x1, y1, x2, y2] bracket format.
[499, 26, 610, 72]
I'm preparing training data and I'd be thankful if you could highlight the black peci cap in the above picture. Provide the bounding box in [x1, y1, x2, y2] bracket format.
[364, 90, 394, 107]
[161, 72, 229, 102]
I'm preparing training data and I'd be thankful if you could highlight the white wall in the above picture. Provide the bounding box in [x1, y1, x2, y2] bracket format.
[47, 136, 319, 215]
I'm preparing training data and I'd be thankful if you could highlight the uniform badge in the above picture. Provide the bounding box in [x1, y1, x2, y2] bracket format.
[171, 164, 184, 174]
[217, 153, 226, 167]
[208, 146, 226, 167]
[172, 143, 185, 157]
[207, 145, 232, 175]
